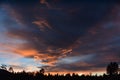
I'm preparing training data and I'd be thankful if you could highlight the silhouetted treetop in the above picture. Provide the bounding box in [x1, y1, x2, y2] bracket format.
[106, 62, 119, 75]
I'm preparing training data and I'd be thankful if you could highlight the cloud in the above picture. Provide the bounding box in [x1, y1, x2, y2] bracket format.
[40, 0, 51, 8]
[4, 0, 115, 48]
[32, 18, 52, 31]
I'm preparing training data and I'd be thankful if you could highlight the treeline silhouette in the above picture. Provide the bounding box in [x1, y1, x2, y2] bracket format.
[0, 71, 120, 80]
[0, 62, 120, 80]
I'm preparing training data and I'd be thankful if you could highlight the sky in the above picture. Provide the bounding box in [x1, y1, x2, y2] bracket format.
[0, 0, 120, 75]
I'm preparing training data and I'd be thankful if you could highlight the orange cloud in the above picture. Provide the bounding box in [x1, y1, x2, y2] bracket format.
[40, 0, 51, 8]
[32, 19, 52, 31]
[34, 53, 58, 66]
[14, 49, 38, 57]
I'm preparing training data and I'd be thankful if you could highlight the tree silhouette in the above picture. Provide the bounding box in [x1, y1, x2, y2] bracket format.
[9, 67, 14, 73]
[40, 68, 45, 74]
[0, 64, 7, 70]
[107, 62, 119, 75]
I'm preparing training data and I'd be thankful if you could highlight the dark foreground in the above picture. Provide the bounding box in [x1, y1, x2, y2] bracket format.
[0, 69, 120, 80]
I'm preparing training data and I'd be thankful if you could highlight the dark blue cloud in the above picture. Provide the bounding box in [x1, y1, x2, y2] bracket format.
[4, 0, 115, 48]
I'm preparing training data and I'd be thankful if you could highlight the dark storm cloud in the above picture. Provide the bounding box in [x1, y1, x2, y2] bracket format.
[1, 0, 120, 72]
[3, 0, 115, 48]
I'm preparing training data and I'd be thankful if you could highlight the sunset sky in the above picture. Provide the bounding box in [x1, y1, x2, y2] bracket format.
[0, 0, 120, 75]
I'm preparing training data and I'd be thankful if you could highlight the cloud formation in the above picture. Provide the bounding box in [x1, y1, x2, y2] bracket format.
[0, 0, 120, 73]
